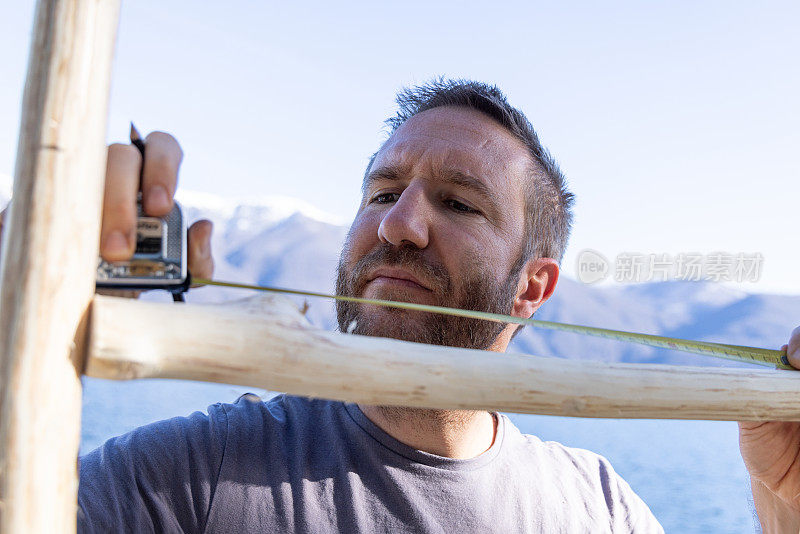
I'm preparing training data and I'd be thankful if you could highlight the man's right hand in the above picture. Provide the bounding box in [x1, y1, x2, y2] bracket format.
[0, 130, 215, 298]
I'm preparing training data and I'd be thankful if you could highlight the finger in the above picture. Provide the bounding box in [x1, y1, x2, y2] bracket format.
[0, 205, 7, 247]
[187, 219, 214, 283]
[100, 144, 141, 262]
[142, 131, 183, 217]
[787, 328, 800, 369]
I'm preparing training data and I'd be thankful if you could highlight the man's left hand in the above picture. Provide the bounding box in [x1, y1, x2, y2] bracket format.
[739, 327, 800, 531]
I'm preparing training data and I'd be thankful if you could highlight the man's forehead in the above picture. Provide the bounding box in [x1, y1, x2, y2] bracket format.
[371, 107, 532, 188]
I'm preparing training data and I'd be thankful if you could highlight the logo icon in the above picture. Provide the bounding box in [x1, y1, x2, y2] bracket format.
[576, 249, 609, 284]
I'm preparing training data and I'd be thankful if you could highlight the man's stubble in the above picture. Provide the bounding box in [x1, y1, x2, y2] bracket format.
[335, 241, 525, 427]
[335, 242, 523, 350]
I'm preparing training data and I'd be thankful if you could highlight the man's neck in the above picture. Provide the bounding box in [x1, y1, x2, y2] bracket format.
[358, 404, 498, 459]
[357, 329, 512, 459]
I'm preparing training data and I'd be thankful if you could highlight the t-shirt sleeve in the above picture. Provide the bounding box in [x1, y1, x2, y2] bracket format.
[591, 452, 664, 534]
[77, 403, 229, 534]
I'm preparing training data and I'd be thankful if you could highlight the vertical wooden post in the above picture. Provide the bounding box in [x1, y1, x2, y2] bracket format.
[0, 0, 120, 532]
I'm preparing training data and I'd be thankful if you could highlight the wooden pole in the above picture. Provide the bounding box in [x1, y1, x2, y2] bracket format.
[86, 294, 800, 422]
[0, 1, 120, 532]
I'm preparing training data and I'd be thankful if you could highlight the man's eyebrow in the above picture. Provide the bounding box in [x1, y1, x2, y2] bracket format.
[362, 165, 404, 193]
[366, 166, 493, 196]
[439, 170, 494, 201]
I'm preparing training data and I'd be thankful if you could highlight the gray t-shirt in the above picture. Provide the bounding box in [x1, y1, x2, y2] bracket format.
[78, 394, 663, 533]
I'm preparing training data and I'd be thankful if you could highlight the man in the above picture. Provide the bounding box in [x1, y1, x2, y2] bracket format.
[75, 80, 800, 532]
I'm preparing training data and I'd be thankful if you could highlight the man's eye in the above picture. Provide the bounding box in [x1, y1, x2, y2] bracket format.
[446, 199, 478, 214]
[372, 193, 399, 204]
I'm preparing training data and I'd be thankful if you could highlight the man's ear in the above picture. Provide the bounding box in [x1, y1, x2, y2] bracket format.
[511, 257, 560, 319]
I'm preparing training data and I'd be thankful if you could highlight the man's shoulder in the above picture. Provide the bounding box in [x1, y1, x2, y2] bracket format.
[512, 428, 617, 476]
[504, 420, 663, 532]
[509, 426, 624, 492]
[78, 394, 338, 471]
[217, 393, 353, 458]
[221, 393, 345, 429]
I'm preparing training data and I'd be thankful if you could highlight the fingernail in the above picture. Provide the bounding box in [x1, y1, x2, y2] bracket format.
[102, 231, 129, 255]
[146, 186, 170, 213]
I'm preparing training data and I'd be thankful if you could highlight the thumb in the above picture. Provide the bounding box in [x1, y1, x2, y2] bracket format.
[187, 219, 214, 284]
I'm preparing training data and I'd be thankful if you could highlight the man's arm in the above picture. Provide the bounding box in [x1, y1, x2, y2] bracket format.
[749, 477, 800, 533]
[739, 329, 800, 533]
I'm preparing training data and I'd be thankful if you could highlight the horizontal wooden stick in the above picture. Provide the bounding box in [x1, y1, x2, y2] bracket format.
[86, 294, 800, 421]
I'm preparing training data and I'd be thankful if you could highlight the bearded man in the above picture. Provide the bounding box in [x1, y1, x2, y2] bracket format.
[69, 80, 800, 533]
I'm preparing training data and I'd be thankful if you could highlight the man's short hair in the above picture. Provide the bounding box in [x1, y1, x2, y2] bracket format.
[367, 78, 574, 265]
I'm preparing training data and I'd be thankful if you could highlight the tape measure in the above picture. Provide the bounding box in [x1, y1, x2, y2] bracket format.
[193, 277, 793, 370]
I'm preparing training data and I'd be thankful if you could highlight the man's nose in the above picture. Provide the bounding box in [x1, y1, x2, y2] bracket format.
[377, 188, 430, 249]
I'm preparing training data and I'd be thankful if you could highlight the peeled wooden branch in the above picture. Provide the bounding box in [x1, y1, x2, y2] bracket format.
[86, 294, 800, 422]
[0, 1, 120, 532]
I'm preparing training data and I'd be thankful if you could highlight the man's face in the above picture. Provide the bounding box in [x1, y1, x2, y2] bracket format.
[336, 106, 533, 350]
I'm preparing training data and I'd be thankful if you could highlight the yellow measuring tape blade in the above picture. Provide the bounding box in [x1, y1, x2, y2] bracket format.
[193, 277, 793, 370]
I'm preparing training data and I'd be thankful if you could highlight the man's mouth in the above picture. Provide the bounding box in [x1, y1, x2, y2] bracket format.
[367, 267, 431, 291]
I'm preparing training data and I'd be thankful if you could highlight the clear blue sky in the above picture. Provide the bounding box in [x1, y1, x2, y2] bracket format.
[1, 1, 798, 294]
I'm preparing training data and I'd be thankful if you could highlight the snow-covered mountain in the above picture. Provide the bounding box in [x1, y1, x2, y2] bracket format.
[174, 190, 349, 329]
[1, 173, 797, 367]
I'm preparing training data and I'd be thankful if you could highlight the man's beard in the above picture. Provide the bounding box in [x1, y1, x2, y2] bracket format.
[335, 243, 523, 350]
